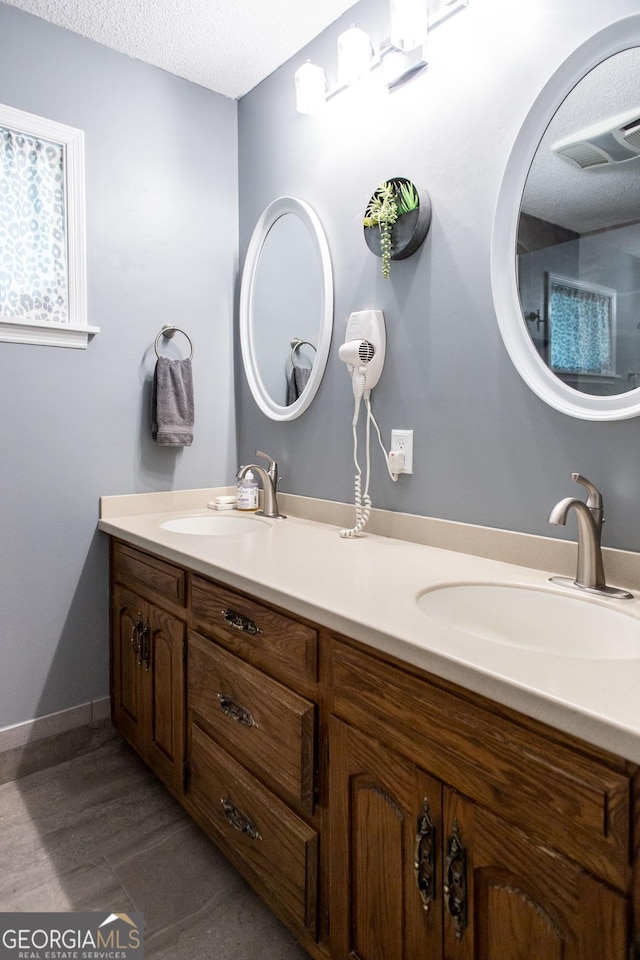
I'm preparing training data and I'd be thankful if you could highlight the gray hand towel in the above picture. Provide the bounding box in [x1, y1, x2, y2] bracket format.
[286, 364, 311, 405]
[152, 357, 194, 446]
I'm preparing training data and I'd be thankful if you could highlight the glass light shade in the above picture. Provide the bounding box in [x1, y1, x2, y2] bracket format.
[337, 25, 373, 86]
[390, 0, 428, 51]
[294, 61, 327, 115]
[381, 47, 410, 85]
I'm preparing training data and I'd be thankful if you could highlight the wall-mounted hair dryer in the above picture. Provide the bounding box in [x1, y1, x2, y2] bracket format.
[338, 310, 396, 539]
[338, 309, 386, 400]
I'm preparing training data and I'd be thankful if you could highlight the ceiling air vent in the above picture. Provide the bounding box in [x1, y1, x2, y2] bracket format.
[552, 106, 640, 169]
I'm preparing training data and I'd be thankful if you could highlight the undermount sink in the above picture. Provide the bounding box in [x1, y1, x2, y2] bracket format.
[416, 582, 640, 659]
[160, 514, 271, 536]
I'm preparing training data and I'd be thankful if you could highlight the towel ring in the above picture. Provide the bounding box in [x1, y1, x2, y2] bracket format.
[154, 325, 194, 360]
[290, 338, 316, 366]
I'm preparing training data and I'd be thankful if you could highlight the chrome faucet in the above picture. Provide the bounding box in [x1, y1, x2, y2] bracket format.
[237, 451, 286, 520]
[548, 473, 632, 599]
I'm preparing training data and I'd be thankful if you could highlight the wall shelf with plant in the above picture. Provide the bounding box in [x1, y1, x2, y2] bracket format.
[363, 177, 431, 278]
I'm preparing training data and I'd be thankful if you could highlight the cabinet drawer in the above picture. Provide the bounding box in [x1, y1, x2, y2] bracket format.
[329, 638, 632, 890]
[188, 723, 318, 937]
[188, 631, 315, 809]
[112, 542, 185, 607]
[190, 575, 318, 685]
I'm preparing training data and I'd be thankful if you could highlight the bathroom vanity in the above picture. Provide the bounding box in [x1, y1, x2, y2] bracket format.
[101, 497, 640, 960]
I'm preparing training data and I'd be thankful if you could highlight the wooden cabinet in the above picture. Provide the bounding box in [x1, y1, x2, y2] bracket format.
[190, 573, 318, 686]
[187, 630, 316, 810]
[183, 574, 321, 949]
[111, 544, 186, 796]
[330, 718, 443, 960]
[443, 789, 627, 960]
[108, 539, 639, 960]
[330, 715, 628, 960]
[328, 637, 634, 960]
[331, 720, 628, 960]
[188, 721, 318, 938]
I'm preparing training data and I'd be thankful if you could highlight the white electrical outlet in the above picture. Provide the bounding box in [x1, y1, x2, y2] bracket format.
[391, 429, 413, 474]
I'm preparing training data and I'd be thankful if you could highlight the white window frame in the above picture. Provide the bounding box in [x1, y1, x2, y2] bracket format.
[0, 103, 98, 348]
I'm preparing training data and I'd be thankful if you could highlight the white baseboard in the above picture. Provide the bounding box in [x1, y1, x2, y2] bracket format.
[0, 697, 111, 753]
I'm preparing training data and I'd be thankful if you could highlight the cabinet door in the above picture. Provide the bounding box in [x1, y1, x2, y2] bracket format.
[145, 605, 185, 794]
[443, 789, 628, 960]
[112, 585, 147, 752]
[112, 586, 185, 794]
[330, 718, 443, 960]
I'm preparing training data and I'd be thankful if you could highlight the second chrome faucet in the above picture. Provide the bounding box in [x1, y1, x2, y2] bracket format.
[548, 473, 632, 599]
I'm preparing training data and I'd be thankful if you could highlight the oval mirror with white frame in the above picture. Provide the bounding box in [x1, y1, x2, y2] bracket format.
[239, 197, 333, 421]
[492, 15, 640, 420]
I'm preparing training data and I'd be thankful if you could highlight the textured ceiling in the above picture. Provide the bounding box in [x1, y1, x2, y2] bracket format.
[1, 0, 358, 99]
[522, 47, 640, 241]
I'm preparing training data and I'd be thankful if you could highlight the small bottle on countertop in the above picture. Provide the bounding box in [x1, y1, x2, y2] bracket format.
[236, 470, 259, 511]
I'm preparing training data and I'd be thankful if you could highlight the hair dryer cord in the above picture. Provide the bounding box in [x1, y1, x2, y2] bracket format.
[340, 399, 373, 538]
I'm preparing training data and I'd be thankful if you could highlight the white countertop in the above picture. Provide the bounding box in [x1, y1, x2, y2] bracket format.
[99, 494, 640, 765]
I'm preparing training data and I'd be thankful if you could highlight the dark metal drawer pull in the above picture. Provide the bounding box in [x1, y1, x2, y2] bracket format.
[216, 693, 257, 728]
[130, 612, 144, 665]
[414, 798, 436, 912]
[140, 621, 150, 672]
[221, 607, 262, 636]
[221, 798, 262, 840]
[444, 819, 468, 940]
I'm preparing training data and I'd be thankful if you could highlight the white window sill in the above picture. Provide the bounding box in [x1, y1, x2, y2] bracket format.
[0, 320, 100, 349]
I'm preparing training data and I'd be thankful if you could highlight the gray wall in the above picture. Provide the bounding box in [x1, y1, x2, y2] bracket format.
[237, 0, 640, 552]
[0, 3, 238, 728]
[4, 0, 640, 731]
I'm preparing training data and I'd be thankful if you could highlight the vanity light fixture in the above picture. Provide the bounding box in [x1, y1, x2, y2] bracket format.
[294, 61, 327, 115]
[337, 24, 374, 86]
[294, 0, 469, 115]
[390, 0, 429, 51]
[380, 46, 411, 85]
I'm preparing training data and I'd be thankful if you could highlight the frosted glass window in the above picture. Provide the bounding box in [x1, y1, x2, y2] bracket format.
[0, 127, 69, 323]
[0, 103, 97, 348]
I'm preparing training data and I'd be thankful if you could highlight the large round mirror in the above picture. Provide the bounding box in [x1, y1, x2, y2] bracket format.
[492, 15, 640, 419]
[239, 197, 333, 421]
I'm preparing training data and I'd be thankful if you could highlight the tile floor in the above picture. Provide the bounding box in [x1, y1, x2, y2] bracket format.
[0, 735, 309, 959]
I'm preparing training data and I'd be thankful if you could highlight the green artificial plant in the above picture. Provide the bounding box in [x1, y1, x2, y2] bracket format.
[363, 179, 420, 278]
[395, 180, 419, 216]
[363, 181, 398, 278]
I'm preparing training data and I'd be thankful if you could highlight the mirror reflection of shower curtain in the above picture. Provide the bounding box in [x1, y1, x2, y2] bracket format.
[547, 275, 615, 374]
